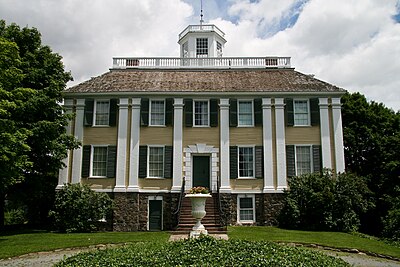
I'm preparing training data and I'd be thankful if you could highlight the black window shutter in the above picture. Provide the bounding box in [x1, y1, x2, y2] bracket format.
[81, 145, 91, 178]
[106, 145, 117, 178]
[165, 98, 174, 126]
[164, 146, 173, 178]
[229, 99, 238, 127]
[312, 145, 321, 173]
[254, 98, 262, 126]
[140, 98, 149, 126]
[109, 99, 118, 126]
[84, 99, 94, 126]
[184, 99, 193, 127]
[310, 98, 320, 126]
[210, 99, 218, 127]
[286, 145, 295, 178]
[255, 146, 263, 178]
[285, 98, 294, 126]
[139, 146, 148, 178]
[230, 146, 238, 179]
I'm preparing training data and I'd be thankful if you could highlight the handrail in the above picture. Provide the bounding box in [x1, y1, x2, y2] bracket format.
[216, 175, 227, 227]
[173, 177, 186, 216]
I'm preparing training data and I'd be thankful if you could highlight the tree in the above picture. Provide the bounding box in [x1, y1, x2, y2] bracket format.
[0, 20, 79, 227]
[342, 92, 400, 235]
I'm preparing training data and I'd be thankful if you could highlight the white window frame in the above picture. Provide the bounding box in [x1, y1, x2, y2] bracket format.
[196, 38, 208, 57]
[147, 145, 165, 178]
[193, 99, 210, 127]
[147, 196, 163, 231]
[294, 145, 313, 176]
[93, 99, 110, 126]
[293, 99, 311, 126]
[237, 100, 254, 127]
[237, 194, 256, 224]
[90, 145, 108, 178]
[237, 145, 255, 178]
[216, 41, 223, 57]
[149, 99, 165, 126]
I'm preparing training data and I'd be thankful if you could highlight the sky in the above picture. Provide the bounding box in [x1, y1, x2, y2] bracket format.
[1, 0, 399, 111]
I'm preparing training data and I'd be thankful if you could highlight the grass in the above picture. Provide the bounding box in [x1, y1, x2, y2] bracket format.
[0, 230, 169, 259]
[229, 226, 400, 259]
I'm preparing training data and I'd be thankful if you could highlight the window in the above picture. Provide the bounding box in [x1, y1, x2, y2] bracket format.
[94, 100, 110, 126]
[194, 100, 209, 126]
[217, 41, 222, 57]
[150, 100, 165, 126]
[196, 38, 208, 57]
[182, 41, 189, 58]
[91, 146, 108, 177]
[296, 146, 312, 175]
[148, 146, 164, 178]
[294, 100, 310, 126]
[238, 195, 255, 223]
[238, 100, 253, 126]
[238, 147, 254, 178]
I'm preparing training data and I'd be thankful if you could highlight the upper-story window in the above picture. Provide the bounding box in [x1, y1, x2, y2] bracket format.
[294, 99, 310, 126]
[238, 100, 253, 126]
[91, 146, 108, 177]
[194, 100, 209, 126]
[217, 41, 222, 57]
[150, 100, 165, 126]
[94, 100, 110, 126]
[295, 145, 312, 176]
[238, 146, 255, 178]
[196, 38, 208, 57]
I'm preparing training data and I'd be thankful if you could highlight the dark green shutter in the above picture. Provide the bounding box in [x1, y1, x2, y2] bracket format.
[81, 145, 91, 178]
[312, 145, 321, 173]
[84, 99, 94, 126]
[165, 98, 173, 126]
[106, 145, 117, 178]
[286, 145, 295, 178]
[255, 146, 263, 178]
[109, 99, 118, 126]
[139, 146, 147, 178]
[229, 99, 238, 127]
[184, 99, 193, 127]
[254, 98, 262, 126]
[310, 98, 320, 126]
[141, 98, 149, 126]
[285, 98, 294, 126]
[230, 146, 238, 179]
[210, 99, 218, 127]
[164, 146, 173, 178]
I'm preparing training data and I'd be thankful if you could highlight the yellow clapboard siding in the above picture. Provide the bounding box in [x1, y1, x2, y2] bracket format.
[183, 127, 220, 147]
[139, 178, 172, 190]
[81, 178, 115, 189]
[230, 127, 263, 145]
[230, 179, 263, 190]
[140, 127, 173, 145]
[285, 126, 321, 144]
[83, 127, 118, 145]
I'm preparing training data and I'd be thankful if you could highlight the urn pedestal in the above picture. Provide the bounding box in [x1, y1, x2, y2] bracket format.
[185, 194, 212, 238]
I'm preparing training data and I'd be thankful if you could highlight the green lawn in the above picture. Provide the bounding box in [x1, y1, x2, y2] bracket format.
[0, 230, 169, 259]
[229, 226, 400, 258]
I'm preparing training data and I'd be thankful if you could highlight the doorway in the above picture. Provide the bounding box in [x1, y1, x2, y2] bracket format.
[148, 199, 162, 231]
[192, 156, 210, 189]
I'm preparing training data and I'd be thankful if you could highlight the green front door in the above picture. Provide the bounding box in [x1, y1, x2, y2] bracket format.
[149, 200, 162, 231]
[192, 156, 210, 189]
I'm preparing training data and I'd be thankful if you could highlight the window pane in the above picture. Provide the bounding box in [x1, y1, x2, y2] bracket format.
[150, 100, 165, 126]
[294, 100, 309, 126]
[194, 101, 208, 126]
[196, 38, 208, 57]
[92, 147, 107, 176]
[240, 210, 254, 221]
[238, 101, 253, 126]
[149, 147, 164, 177]
[296, 146, 311, 175]
[239, 197, 254, 221]
[238, 147, 254, 177]
[95, 101, 110, 125]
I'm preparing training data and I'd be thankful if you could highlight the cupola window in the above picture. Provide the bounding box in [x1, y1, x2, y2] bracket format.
[196, 38, 208, 57]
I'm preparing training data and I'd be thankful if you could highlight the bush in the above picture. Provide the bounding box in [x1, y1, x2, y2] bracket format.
[56, 235, 350, 267]
[4, 208, 26, 225]
[49, 183, 113, 233]
[279, 171, 373, 232]
[382, 187, 400, 240]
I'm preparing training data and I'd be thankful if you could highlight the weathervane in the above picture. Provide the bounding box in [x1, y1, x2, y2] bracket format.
[200, 0, 204, 25]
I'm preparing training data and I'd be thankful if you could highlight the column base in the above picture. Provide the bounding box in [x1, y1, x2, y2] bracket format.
[56, 184, 64, 190]
[171, 186, 183, 193]
[219, 186, 231, 193]
[126, 186, 139, 192]
[263, 186, 277, 193]
[114, 186, 127, 193]
[276, 186, 287, 192]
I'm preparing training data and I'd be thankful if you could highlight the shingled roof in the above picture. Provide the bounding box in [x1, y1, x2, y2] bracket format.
[66, 69, 345, 94]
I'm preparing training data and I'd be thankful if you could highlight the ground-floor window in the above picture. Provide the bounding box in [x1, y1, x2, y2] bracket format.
[237, 194, 255, 223]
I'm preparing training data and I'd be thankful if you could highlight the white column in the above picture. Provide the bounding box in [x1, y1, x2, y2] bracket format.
[127, 98, 141, 192]
[275, 98, 287, 190]
[171, 98, 184, 192]
[332, 98, 345, 173]
[319, 98, 332, 169]
[57, 99, 74, 189]
[114, 98, 129, 192]
[262, 98, 274, 192]
[71, 99, 85, 184]
[219, 99, 231, 193]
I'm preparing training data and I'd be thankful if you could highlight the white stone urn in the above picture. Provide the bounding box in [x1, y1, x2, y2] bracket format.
[185, 193, 212, 238]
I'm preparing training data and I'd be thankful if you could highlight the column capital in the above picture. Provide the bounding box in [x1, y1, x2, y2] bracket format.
[132, 98, 141, 108]
[331, 98, 342, 108]
[64, 99, 74, 109]
[274, 98, 285, 108]
[262, 98, 272, 108]
[318, 97, 329, 108]
[173, 98, 184, 108]
[219, 98, 230, 109]
[75, 98, 85, 109]
[118, 98, 129, 108]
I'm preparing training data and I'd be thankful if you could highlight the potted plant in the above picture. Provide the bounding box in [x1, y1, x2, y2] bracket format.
[185, 186, 211, 237]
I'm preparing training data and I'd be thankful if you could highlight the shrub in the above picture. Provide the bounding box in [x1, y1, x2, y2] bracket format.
[49, 183, 113, 233]
[382, 187, 400, 240]
[279, 171, 373, 232]
[56, 235, 350, 267]
[4, 208, 26, 225]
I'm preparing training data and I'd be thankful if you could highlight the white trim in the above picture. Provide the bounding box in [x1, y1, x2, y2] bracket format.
[237, 99, 254, 127]
[93, 99, 110, 126]
[115, 98, 129, 191]
[219, 99, 231, 193]
[293, 99, 311, 126]
[193, 99, 210, 127]
[147, 196, 163, 231]
[92, 189, 114, 193]
[140, 189, 170, 193]
[127, 98, 141, 192]
[294, 145, 313, 176]
[262, 98, 274, 192]
[172, 98, 184, 192]
[237, 194, 256, 224]
[275, 98, 287, 190]
[319, 98, 332, 169]
[147, 145, 165, 178]
[332, 98, 345, 173]
[149, 99, 166, 126]
[237, 145, 255, 178]
[72, 99, 85, 184]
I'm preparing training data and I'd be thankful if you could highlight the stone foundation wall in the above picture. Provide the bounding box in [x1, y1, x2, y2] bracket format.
[262, 193, 285, 226]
